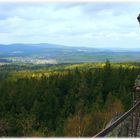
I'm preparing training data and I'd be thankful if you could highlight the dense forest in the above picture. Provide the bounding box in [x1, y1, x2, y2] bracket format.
[0, 61, 139, 137]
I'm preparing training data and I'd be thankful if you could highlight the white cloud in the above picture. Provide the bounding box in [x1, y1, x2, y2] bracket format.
[0, 3, 140, 48]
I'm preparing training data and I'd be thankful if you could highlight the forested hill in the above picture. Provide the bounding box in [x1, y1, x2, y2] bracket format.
[0, 61, 140, 137]
[1, 43, 140, 64]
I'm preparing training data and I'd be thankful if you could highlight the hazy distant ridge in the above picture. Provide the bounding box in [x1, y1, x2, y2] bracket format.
[0, 43, 140, 64]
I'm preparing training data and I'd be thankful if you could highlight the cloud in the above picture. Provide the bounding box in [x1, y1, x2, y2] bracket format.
[0, 2, 140, 48]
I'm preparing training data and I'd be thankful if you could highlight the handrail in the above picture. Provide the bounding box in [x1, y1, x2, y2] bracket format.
[94, 100, 140, 137]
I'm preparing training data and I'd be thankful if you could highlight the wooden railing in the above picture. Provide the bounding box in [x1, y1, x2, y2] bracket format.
[94, 100, 140, 137]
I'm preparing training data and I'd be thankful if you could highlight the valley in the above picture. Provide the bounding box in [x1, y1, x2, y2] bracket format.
[0, 44, 140, 65]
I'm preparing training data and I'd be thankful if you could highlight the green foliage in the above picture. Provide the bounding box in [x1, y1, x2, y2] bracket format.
[0, 61, 139, 137]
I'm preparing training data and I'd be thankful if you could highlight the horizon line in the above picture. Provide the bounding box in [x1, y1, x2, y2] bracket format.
[0, 42, 140, 50]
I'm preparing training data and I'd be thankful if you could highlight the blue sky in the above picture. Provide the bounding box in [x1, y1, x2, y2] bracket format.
[0, 2, 140, 48]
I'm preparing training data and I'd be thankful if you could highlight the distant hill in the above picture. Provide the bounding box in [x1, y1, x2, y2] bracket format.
[0, 43, 140, 64]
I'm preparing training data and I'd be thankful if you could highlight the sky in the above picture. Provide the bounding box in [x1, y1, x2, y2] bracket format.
[0, 2, 140, 48]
